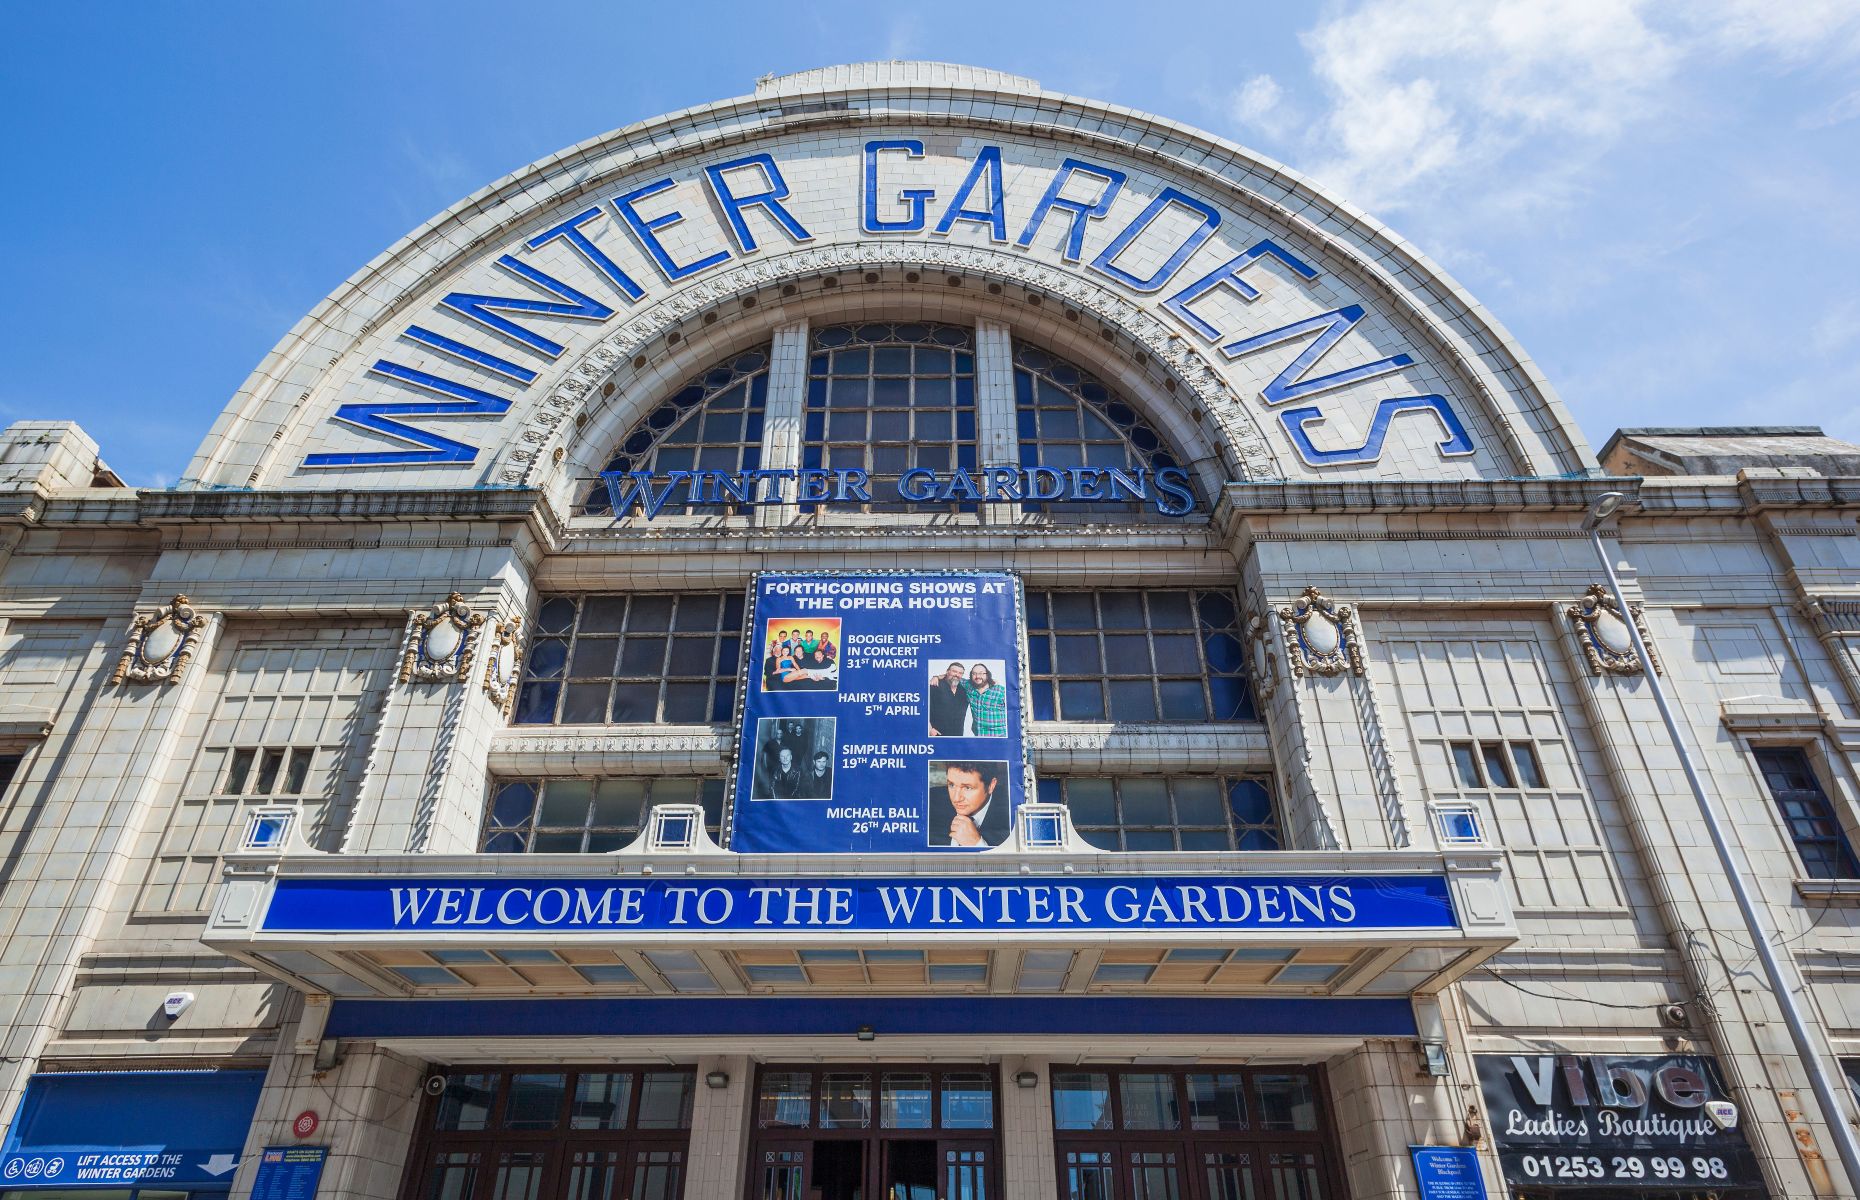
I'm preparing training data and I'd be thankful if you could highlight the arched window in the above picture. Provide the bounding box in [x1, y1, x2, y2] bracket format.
[804, 322, 976, 512]
[1014, 343, 1192, 514]
[583, 345, 770, 514]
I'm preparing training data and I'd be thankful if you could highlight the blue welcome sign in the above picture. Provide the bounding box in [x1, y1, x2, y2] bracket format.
[728, 570, 1030, 854]
[258, 874, 1457, 934]
[1410, 1146, 1486, 1200]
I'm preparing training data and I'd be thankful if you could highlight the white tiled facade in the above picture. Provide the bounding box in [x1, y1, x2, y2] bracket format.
[0, 61, 1857, 1200]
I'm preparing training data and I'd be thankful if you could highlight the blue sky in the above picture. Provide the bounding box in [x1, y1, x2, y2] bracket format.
[4, 1, 1858, 485]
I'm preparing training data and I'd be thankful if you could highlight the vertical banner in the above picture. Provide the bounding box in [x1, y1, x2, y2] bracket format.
[729, 571, 1028, 853]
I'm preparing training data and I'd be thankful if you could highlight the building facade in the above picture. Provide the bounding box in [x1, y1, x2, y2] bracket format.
[0, 60, 1857, 1200]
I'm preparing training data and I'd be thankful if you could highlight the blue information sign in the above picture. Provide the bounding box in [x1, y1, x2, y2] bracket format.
[1411, 1146, 1485, 1200]
[728, 570, 1028, 854]
[250, 1147, 327, 1200]
[258, 873, 1457, 934]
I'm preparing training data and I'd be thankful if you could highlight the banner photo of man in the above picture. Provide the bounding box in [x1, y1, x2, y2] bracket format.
[730, 571, 1029, 854]
[925, 658, 1009, 738]
[927, 759, 1011, 848]
[758, 618, 840, 693]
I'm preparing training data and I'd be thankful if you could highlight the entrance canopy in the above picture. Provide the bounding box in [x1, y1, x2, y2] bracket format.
[204, 842, 1514, 1012]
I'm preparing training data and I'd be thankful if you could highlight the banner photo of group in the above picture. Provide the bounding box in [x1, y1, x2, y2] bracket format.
[729, 570, 1030, 854]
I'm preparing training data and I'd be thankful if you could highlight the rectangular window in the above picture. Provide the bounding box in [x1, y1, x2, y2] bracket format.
[482, 777, 724, 852]
[1755, 747, 1858, 879]
[1036, 776, 1279, 851]
[1026, 589, 1253, 723]
[515, 593, 743, 726]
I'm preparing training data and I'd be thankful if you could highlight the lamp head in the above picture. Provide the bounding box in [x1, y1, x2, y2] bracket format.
[1582, 491, 1626, 531]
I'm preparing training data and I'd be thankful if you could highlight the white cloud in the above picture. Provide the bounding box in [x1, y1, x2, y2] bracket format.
[1226, 73, 1292, 139]
[1802, 87, 1860, 129]
[1287, 0, 1860, 215]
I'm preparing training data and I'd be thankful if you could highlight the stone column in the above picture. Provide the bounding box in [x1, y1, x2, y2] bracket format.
[685, 1054, 752, 1196]
[344, 580, 532, 855]
[999, 1055, 1057, 1197]
[755, 320, 810, 528]
[229, 1043, 426, 1200]
[972, 320, 1021, 525]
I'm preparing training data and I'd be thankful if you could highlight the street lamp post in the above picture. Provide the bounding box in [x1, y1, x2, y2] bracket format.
[1583, 490, 1860, 1192]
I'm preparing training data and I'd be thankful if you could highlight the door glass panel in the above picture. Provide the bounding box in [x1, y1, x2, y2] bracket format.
[943, 1147, 987, 1200]
[630, 1148, 683, 1200]
[490, 1150, 547, 1200]
[1186, 1074, 1249, 1131]
[1128, 1150, 1182, 1200]
[759, 1071, 813, 1128]
[1119, 1074, 1181, 1130]
[565, 1150, 623, 1200]
[571, 1073, 633, 1130]
[820, 1071, 873, 1129]
[504, 1073, 567, 1130]
[1267, 1152, 1324, 1200]
[1053, 1072, 1113, 1130]
[882, 1073, 933, 1129]
[883, 1139, 936, 1200]
[1063, 1151, 1115, 1200]
[758, 1150, 806, 1200]
[1203, 1151, 1256, 1200]
[940, 1073, 993, 1129]
[436, 1074, 500, 1130]
[636, 1072, 694, 1129]
[423, 1150, 480, 1200]
[1254, 1075, 1317, 1132]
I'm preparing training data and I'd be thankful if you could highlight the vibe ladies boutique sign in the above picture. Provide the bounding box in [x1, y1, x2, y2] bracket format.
[728, 570, 1029, 854]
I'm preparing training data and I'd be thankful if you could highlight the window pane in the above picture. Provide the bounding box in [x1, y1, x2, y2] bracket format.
[503, 1073, 566, 1130]
[1480, 743, 1515, 789]
[940, 1072, 994, 1129]
[881, 1072, 933, 1129]
[1119, 1073, 1181, 1130]
[436, 1073, 499, 1131]
[819, 1072, 872, 1129]
[759, 1071, 812, 1128]
[1053, 1072, 1113, 1130]
[635, 1072, 693, 1129]
[1449, 744, 1481, 788]
[1255, 1073, 1318, 1131]
[571, 1072, 632, 1130]
[1187, 1073, 1249, 1131]
[1511, 743, 1546, 789]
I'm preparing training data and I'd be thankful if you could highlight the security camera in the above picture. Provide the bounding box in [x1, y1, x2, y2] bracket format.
[1659, 1003, 1689, 1028]
[423, 1074, 448, 1097]
[161, 991, 195, 1020]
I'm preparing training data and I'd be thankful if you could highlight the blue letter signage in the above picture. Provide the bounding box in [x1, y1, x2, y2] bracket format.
[258, 874, 1457, 934]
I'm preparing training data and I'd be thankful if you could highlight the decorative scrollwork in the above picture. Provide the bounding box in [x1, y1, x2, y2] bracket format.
[1244, 612, 1282, 698]
[1276, 586, 1363, 678]
[111, 594, 209, 686]
[401, 592, 485, 684]
[481, 614, 526, 715]
[1566, 583, 1659, 676]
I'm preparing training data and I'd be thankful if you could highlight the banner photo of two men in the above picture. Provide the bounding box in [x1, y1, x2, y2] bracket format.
[729, 571, 1029, 854]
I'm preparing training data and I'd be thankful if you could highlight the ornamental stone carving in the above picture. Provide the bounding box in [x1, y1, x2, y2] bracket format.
[481, 614, 526, 715]
[400, 592, 485, 684]
[111, 594, 209, 686]
[1566, 583, 1660, 676]
[1276, 587, 1364, 679]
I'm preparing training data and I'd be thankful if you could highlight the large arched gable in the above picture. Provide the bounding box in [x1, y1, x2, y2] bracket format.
[186, 62, 1593, 496]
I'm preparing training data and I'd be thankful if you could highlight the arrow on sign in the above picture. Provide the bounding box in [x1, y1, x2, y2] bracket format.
[198, 1155, 239, 1177]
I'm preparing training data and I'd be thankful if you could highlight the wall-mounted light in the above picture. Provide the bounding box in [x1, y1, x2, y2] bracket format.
[1014, 1071, 1039, 1089]
[856, 1025, 877, 1042]
[1418, 1041, 1450, 1078]
[705, 1070, 730, 1090]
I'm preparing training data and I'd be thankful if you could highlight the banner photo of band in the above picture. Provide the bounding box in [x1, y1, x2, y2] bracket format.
[727, 570, 1031, 853]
